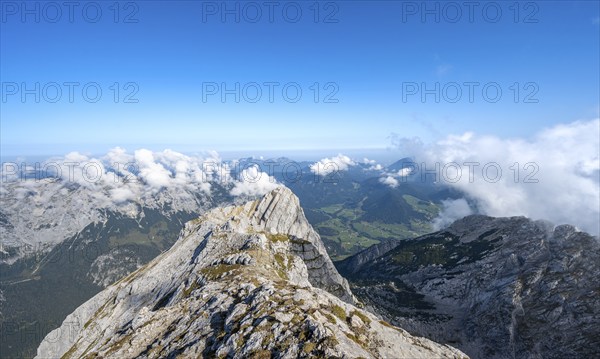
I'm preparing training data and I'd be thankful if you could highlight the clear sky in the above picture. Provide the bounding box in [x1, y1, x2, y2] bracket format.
[1, 0, 599, 156]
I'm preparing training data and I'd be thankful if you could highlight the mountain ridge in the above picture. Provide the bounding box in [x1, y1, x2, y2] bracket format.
[36, 187, 466, 358]
[338, 214, 600, 358]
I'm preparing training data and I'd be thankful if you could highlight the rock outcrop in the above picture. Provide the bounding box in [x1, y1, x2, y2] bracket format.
[36, 187, 466, 359]
[339, 215, 600, 359]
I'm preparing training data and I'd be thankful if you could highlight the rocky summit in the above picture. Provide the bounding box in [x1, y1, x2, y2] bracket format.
[338, 215, 600, 359]
[36, 187, 466, 359]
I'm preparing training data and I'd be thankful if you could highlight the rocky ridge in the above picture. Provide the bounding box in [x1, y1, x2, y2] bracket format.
[339, 215, 600, 359]
[36, 187, 466, 358]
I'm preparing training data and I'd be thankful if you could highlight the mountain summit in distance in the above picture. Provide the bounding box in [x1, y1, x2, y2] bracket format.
[37, 187, 466, 359]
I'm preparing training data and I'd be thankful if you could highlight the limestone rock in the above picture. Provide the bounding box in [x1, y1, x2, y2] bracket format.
[340, 215, 600, 359]
[36, 187, 467, 358]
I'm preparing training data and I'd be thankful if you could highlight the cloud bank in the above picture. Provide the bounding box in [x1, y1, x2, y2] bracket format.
[230, 165, 280, 197]
[393, 119, 600, 235]
[379, 176, 399, 188]
[378, 165, 414, 188]
[0, 148, 275, 208]
[310, 154, 355, 176]
[432, 198, 474, 230]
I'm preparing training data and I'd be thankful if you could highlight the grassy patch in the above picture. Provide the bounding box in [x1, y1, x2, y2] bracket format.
[274, 253, 286, 267]
[266, 233, 289, 243]
[321, 311, 337, 324]
[182, 280, 201, 297]
[321, 335, 339, 349]
[61, 343, 79, 359]
[402, 195, 440, 217]
[107, 219, 169, 249]
[351, 221, 415, 240]
[350, 310, 371, 325]
[261, 332, 275, 347]
[200, 264, 241, 279]
[291, 313, 303, 325]
[249, 349, 272, 359]
[331, 304, 347, 321]
[379, 320, 394, 328]
[320, 204, 345, 215]
[273, 253, 288, 280]
[345, 332, 366, 349]
[302, 342, 317, 353]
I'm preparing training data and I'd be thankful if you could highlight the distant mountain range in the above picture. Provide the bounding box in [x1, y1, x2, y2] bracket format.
[0, 155, 451, 357]
[0, 180, 231, 358]
[5, 154, 596, 358]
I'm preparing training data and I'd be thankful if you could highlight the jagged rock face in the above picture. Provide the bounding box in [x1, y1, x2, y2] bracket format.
[36, 187, 466, 359]
[249, 188, 355, 303]
[339, 215, 600, 359]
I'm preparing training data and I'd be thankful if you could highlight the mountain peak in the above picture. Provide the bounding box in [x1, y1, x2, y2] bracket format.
[37, 187, 466, 358]
[193, 186, 354, 302]
[252, 186, 305, 234]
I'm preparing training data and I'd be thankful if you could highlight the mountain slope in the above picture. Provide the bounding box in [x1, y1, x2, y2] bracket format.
[338, 215, 600, 359]
[36, 187, 466, 359]
[0, 179, 226, 263]
[0, 208, 204, 358]
[0, 179, 231, 358]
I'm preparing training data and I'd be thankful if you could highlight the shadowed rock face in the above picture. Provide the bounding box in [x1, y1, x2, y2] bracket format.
[339, 215, 600, 359]
[36, 187, 466, 359]
[250, 187, 355, 303]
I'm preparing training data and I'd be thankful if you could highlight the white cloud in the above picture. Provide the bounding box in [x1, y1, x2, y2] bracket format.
[362, 158, 384, 171]
[48, 153, 107, 188]
[397, 168, 413, 177]
[64, 151, 89, 163]
[310, 154, 355, 176]
[432, 198, 474, 230]
[377, 164, 412, 187]
[109, 187, 136, 203]
[394, 119, 600, 235]
[134, 149, 173, 189]
[389, 136, 424, 156]
[379, 176, 399, 188]
[230, 165, 280, 197]
[362, 158, 376, 164]
[2, 148, 220, 206]
[105, 147, 133, 165]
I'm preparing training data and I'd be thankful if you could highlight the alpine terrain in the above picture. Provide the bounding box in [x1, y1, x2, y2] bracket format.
[0, 154, 448, 358]
[0, 173, 231, 358]
[337, 215, 600, 359]
[36, 187, 466, 359]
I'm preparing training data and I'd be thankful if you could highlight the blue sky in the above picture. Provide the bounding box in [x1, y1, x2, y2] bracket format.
[1, 0, 599, 157]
